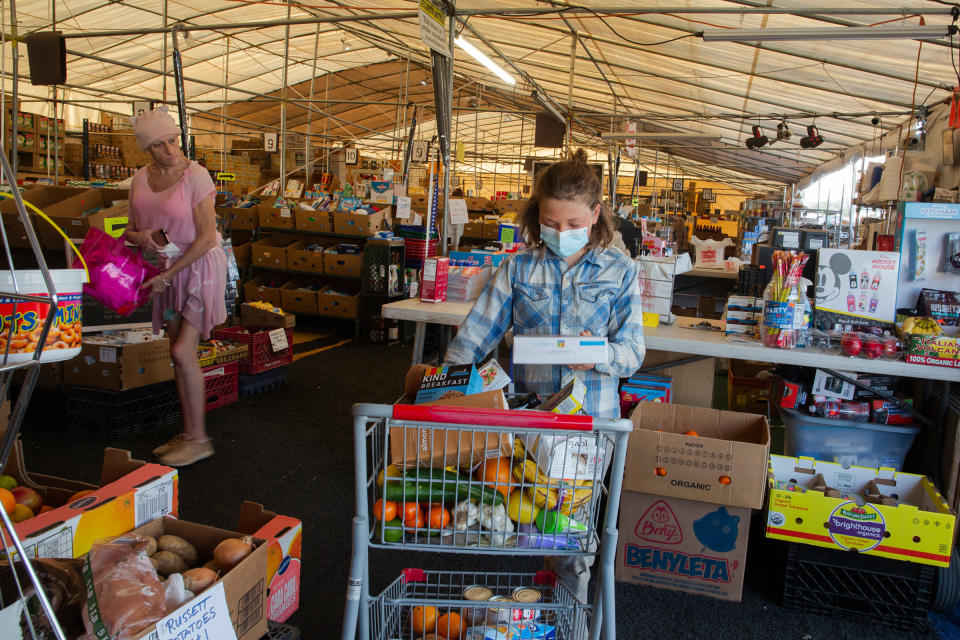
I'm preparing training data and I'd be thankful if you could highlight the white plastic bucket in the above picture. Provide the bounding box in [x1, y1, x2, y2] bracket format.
[0, 269, 87, 363]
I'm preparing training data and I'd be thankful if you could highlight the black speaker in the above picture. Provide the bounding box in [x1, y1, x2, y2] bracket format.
[534, 113, 565, 148]
[26, 31, 66, 85]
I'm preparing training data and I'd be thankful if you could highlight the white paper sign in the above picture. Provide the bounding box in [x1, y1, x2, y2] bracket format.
[99, 346, 117, 363]
[418, 0, 451, 57]
[0, 599, 23, 640]
[269, 328, 289, 352]
[448, 198, 469, 224]
[396, 196, 412, 219]
[263, 133, 278, 152]
[411, 140, 428, 163]
[383, 167, 394, 182]
[412, 212, 423, 226]
[133, 101, 152, 119]
[156, 581, 237, 640]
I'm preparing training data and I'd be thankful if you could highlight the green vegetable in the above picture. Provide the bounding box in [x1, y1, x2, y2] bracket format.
[403, 468, 504, 506]
[383, 480, 459, 504]
[380, 518, 403, 543]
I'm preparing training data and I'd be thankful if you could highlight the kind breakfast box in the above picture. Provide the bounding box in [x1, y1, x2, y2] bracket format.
[414, 363, 482, 403]
[766, 455, 956, 567]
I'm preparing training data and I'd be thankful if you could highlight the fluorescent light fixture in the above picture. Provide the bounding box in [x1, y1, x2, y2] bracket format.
[701, 25, 957, 42]
[601, 132, 721, 141]
[455, 36, 516, 86]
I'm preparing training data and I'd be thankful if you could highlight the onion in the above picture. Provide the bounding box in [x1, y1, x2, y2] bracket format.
[182, 567, 218, 594]
[213, 536, 254, 572]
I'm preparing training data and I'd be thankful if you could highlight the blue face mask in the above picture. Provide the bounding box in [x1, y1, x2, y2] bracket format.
[540, 224, 590, 257]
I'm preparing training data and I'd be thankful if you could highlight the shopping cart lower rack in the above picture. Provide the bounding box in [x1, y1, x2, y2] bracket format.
[343, 402, 633, 640]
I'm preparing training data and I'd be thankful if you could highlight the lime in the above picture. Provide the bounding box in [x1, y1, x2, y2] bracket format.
[0, 475, 17, 491]
[380, 518, 403, 543]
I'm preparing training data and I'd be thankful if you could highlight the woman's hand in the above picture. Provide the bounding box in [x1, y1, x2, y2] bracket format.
[141, 272, 168, 297]
[568, 330, 597, 371]
[127, 228, 163, 252]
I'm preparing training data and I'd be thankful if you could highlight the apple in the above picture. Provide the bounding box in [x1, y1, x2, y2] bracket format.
[12, 486, 42, 514]
[841, 332, 862, 357]
[882, 336, 901, 360]
[863, 336, 882, 360]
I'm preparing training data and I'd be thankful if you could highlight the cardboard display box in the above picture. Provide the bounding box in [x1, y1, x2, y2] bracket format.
[765, 455, 956, 567]
[727, 360, 771, 414]
[258, 203, 295, 230]
[252, 235, 301, 270]
[0, 185, 84, 248]
[126, 516, 268, 640]
[220, 205, 259, 230]
[625, 402, 771, 510]
[641, 350, 715, 408]
[38, 187, 128, 248]
[243, 276, 288, 308]
[293, 208, 333, 234]
[240, 302, 295, 329]
[333, 208, 387, 236]
[238, 501, 302, 623]
[280, 280, 321, 315]
[323, 249, 363, 277]
[285, 239, 326, 274]
[615, 492, 751, 602]
[64, 337, 174, 391]
[317, 286, 359, 318]
[2, 445, 178, 559]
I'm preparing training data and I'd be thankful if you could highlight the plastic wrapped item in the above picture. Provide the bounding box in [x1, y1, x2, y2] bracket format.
[814, 400, 871, 422]
[0, 558, 86, 639]
[912, 228, 927, 281]
[947, 232, 960, 274]
[760, 251, 810, 349]
[74, 227, 161, 316]
[80, 534, 167, 640]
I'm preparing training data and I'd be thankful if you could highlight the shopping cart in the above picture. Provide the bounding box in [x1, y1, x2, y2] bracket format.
[342, 402, 632, 640]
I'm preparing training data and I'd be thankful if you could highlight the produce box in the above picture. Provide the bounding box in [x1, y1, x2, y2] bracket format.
[727, 360, 771, 414]
[765, 455, 956, 566]
[615, 492, 751, 601]
[2, 445, 177, 559]
[221, 205, 259, 230]
[38, 187, 128, 248]
[234, 240, 252, 268]
[280, 280, 321, 315]
[293, 208, 333, 233]
[317, 286, 359, 318]
[252, 235, 301, 270]
[64, 337, 174, 391]
[625, 402, 771, 509]
[259, 202, 295, 230]
[0, 185, 84, 248]
[323, 248, 363, 277]
[243, 276, 288, 308]
[901, 333, 959, 368]
[333, 208, 387, 236]
[285, 239, 325, 274]
[238, 501, 302, 623]
[124, 516, 268, 640]
[240, 302, 295, 329]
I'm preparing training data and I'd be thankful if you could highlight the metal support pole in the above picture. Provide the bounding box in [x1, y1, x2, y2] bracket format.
[279, 0, 292, 193]
[566, 29, 576, 155]
[305, 24, 320, 191]
[440, 0, 455, 258]
[162, 0, 168, 103]
[171, 28, 189, 155]
[82, 119, 89, 181]
[9, 0, 18, 176]
[220, 35, 229, 174]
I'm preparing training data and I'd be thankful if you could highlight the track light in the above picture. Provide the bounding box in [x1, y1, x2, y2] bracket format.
[701, 25, 958, 42]
[341, 37, 351, 52]
[776, 122, 792, 142]
[745, 125, 769, 150]
[455, 36, 516, 86]
[800, 125, 823, 149]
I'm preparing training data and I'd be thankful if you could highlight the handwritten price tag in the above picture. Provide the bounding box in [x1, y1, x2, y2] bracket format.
[269, 328, 289, 352]
[156, 582, 237, 640]
[448, 198, 469, 224]
[396, 196, 412, 219]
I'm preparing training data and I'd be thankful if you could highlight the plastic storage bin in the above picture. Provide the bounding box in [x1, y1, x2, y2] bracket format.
[780, 406, 919, 470]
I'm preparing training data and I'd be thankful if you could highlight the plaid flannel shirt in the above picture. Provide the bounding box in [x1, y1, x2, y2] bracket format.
[444, 245, 646, 418]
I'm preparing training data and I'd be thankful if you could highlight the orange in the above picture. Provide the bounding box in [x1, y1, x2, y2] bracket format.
[475, 456, 513, 499]
[684, 430, 699, 436]
[0, 488, 14, 515]
[266, 541, 283, 583]
[66, 489, 94, 504]
[373, 499, 397, 521]
[427, 506, 450, 530]
[435, 612, 464, 639]
[719, 475, 732, 485]
[654, 467, 667, 477]
[410, 605, 437, 634]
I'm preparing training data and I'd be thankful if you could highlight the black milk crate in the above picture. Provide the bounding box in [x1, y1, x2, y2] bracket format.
[265, 621, 300, 640]
[780, 541, 935, 631]
[239, 366, 288, 396]
[736, 264, 771, 297]
[67, 380, 180, 438]
[359, 294, 414, 343]
[362, 238, 405, 296]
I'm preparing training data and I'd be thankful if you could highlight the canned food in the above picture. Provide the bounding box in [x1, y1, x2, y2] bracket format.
[486, 595, 513, 624]
[462, 585, 494, 625]
[510, 587, 541, 622]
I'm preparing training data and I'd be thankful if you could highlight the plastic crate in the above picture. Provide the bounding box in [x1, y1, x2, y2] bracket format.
[239, 366, 288, 396]
[265, 621, 300, 640]
[213, 326, 294, 374]
[779, 406, 919, 470]
[67, 381, 180, 438]
[362, 239, 405, 296]
[736, 264, 771, 297]
[197, 342, 249, 367]
[780, 541, 935, 631]
[203, 360, 239, 410]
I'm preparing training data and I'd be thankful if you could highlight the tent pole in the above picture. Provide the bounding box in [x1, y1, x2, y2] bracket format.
[305, 23, 320, 191]
[278, 0, 292, 193]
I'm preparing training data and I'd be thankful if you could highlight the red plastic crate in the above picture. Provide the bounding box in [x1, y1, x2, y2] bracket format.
[212, 326, 294, 374]
[202, 360, 239, 410]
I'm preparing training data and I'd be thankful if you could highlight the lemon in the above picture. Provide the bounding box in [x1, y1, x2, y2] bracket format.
[506, 489, 540, 525]
[376, 464, 402, 487]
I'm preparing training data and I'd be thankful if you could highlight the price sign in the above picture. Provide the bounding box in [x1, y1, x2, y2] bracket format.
[345, 148, 358, 165]
[418, 0, 451, 57]
[156, 582, 238, 640]
[448, 198, 469, 224]
[264, 133, 278, 152]
[269, 328, 289, 352]
[411, 140, 428, 163]
[396, 195, 412, 219]
[133, 101, 152, 119]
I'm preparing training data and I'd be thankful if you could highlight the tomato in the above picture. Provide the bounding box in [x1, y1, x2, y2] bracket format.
[427, 506, 451, 529]
[372, 499, 397, 521]
[402, 502, 423, 526]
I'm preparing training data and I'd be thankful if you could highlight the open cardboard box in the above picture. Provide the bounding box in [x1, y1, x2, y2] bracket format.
[625, 402, 771, 510]
[64, 337, 174, 391]
[765, 455, 956, 566]
[240, 302, 295, 329]
[38, 187, 128, 248]
[124, 516, 268, 640]
[238, 501, 302, 623]
[1, 443, 178, 559]
[0, 185, 84, 248]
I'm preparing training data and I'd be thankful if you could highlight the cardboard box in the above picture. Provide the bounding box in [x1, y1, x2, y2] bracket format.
[317, 286, 359, 318]
[240, 302, 295, 329]
[243, 276, 287, 308]
[126, 516, 268, 640]
[38, 187, 128, 248]
[238, 502, 302, 623]
[902, 333, 960, 368]
[259, 203, 295, 230]
[1, 185, 84, 248]
[390, 389, 511, 469]
[625, 402, 771, 509]
[481, 216, 503, 240]
[252, 235, 300, 270]
[333, 208, 386, 235]
[727, 360, 770, 414]
[280, 280, 321, 315]
[293, 208, 333, 233]
[615, 492, 751, 601]
[221, 205, 259, 230]
[765, 455, 956, 567]
[811, 368, 857, 400]
[513, 335, 609, 365]
[620, 376, 672, 417]
[285, 239, 325, 274]
[415, 363, 483, 403]
[462, 218, 483, 238]
[234, 240, 252, 268]
[2, 445, 177, 559]
[64, 337, 174, 391]
[323, 248, 363, 277]
[536, 376, 587, 415]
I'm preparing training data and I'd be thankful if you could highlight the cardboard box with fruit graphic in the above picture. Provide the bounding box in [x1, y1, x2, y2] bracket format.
[1, 444, 178, 559]
[237, 501, 302, 623]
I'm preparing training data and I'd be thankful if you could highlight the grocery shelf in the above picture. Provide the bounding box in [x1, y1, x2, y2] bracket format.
[251, 264, 360, 279]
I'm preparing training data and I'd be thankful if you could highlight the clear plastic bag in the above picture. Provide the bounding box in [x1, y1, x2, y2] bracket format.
[72, 227, 161, 316]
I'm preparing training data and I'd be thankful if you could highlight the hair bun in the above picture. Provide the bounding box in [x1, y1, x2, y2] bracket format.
[569, 148, 589, 165]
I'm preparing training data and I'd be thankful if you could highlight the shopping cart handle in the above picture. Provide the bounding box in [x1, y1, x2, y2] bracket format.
[392, 404, 593, 430]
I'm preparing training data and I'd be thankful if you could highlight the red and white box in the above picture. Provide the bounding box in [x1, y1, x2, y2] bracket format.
[420, 256, 449, 303]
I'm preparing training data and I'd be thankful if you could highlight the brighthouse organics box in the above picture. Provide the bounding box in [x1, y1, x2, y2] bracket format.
[616, 492, 751, 601]
[237, 501, 302, 623]
[765, 455, 956, 566]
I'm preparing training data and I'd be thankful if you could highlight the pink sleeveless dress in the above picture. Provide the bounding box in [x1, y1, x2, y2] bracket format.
[131, 161, 227, 339]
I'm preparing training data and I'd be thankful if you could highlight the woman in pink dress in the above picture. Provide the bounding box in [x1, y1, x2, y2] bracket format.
[125, 109, 227, 467]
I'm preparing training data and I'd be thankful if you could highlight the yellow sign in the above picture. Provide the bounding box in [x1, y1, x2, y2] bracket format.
[216, 172, 236, 182]
[456, 141, 465, 163]
[103, 216, 129, 238]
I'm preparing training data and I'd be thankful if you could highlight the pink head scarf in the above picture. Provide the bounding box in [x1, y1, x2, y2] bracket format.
[130, 108, 181, 150]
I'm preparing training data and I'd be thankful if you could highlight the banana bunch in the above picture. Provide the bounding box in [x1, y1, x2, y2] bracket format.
[511, 438, 593, 515]
[902, 316, 943, 335]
